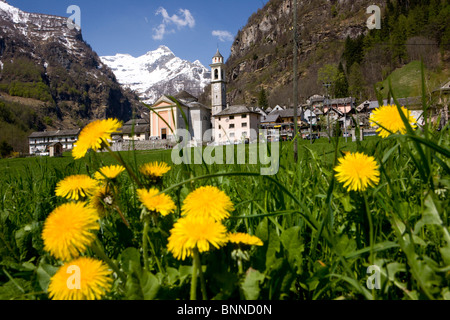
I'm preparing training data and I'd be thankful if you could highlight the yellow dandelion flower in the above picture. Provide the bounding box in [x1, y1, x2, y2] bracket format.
[72, 118, 122, 159]
[181, 186, 234, 221]
[55, 174, 98, 200]
[89, 184, 116, 217]
[227, 232, 263, 247]
[94, 165, 125, 180]
[48, 257, 113, 300]
[369, 104, 417, 138]
[139, 161, 171, 180]
[136, 188, 176, 216]
[42, 202, 100, 261]
[167, 216, 228, 260]
[334, 152, 380, 192]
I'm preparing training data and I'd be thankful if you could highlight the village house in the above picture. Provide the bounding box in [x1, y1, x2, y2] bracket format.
[322, 97, 356, 134]
[432, 79, 450, 127]
[213, 105, 260, 144]
[113, 119, 150, 142]
[323, 97, 356, 116]
[253, 106, 268, 123]
[210, 49, 262, 145]
[259, 106, 308, 141]
[28, 128, 80, 155]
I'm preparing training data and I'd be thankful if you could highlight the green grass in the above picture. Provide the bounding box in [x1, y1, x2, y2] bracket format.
[379, 60, 449, 99]
[0, 137, 369, 181]
[0, 101, 448, 301]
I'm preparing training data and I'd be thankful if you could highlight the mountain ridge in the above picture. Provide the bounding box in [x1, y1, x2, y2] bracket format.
[101, 45, 211, 104]
[0, 0, 140, 153]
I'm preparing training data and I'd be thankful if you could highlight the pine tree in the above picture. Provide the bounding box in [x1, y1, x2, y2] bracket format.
[334, 62, 349, 98]
[348, 62, 365, 102]
[258, 87, 269, 109]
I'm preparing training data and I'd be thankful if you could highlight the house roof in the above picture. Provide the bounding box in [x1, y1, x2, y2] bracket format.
[397, 96, 422, 107]
[356, 100, 371, 112]
[324, 107, 344, 116]
[124, 118, 149, 126]
[327, 97, 356, 105]
[270, 107, 304, 119]
[119, 125, 149, 135]
[261, 114, 281, 123]
[433, 79, 450, 92]
[365, 97, 423, 111]
[253, 107, 268, 116]
[309, 95, 325, 103]
[213, 105, 260, 117]
[29, 128, 80, 138]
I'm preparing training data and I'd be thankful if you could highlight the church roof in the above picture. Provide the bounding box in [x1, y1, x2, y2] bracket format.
[173, 90, 198, 103]
[187, 101, 211, 110]
[213, 49, 223, 58]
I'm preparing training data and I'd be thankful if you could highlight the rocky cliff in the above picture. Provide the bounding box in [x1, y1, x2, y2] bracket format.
[225, 0, 448, 107]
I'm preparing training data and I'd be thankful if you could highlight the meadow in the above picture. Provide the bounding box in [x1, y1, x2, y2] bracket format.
[0, 85, 449, 300]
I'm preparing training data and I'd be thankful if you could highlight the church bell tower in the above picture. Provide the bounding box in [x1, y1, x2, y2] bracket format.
[210, 49, 227, 115]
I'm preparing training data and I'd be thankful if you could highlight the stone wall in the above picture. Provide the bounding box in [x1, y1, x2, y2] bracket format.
[111, 140, 176, 152]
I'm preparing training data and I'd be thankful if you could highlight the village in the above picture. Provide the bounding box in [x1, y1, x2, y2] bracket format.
[28, 49, 450, 157]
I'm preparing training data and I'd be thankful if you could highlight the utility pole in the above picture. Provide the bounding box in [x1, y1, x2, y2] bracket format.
[323, 82, 331, 143]
[309, 108, 313, 144]
[293, 0, 299, 162]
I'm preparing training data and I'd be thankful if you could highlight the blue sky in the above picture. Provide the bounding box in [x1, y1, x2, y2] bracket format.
[9, 0, 267, 67]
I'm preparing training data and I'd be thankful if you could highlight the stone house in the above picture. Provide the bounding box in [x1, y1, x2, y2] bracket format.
[28, 128, 80, 155]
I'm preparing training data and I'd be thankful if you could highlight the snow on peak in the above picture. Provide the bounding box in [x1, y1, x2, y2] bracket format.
[0, 0, 26, 24]
[157, 45, 172, 53]
[101, 46, 211, 104]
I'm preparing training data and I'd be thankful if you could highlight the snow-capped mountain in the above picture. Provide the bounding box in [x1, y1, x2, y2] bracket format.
[101, 46, 211, 104]
[0, 0, 81, 55]
[0, 0, 138, 126]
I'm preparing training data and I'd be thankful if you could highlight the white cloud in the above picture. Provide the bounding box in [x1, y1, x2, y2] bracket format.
[212, 30, 234, 42]
[152, 23, 167, 41]
[152, 7, 195, 40]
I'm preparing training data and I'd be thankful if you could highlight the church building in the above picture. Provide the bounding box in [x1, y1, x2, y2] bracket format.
[148, 49, 260, 146]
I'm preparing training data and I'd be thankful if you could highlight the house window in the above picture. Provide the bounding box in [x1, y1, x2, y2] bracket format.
[219, 125, 222, 129]
[242, 114, 247, 119]
[229, 124, 235, 129]
[219, 134, 221, 138]
[230, 133, 235, 138]
[242, 122, 248, 127]
[229, 116, 234, 120]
